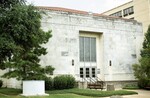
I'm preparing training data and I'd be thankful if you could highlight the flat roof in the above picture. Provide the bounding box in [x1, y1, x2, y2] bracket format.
[37, 6, 138, 22]
[101, 0, 133, 14]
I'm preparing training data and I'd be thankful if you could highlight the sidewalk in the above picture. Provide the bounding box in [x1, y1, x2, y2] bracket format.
[101, 89, 150, 98]
[123, 89, 150, 98]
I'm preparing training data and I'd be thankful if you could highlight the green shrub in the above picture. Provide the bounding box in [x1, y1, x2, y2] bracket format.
[45, 77, 53, 90]
[54, 75, 75, 89]
[138, 79, 150, 89]
[66, 75, 76, 89]
[132, 26, 150, 89]
[123, 84, 139, 89]
[0, 80, 3, 88]
[54, 75, 67, 89]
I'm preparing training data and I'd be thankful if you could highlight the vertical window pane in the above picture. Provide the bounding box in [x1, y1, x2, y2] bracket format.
[86, 68, 89, 77]
[92, 68, 96, 77]
[91, 38, 96, 62]
[80, 68, 83, 78]
[79, 36, 97, 62]
[84, 37, 90, 62]
[79, 37, 84, 62]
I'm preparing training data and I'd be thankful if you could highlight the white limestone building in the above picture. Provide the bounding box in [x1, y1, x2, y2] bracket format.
[1, 7, 143, 88]
[39, 7, 143, 85]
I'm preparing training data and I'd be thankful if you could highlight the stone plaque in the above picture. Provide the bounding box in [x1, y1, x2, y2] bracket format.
[61, 51, 69, 56]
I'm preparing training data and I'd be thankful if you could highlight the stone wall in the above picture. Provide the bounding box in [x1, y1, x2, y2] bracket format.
[39, 10, 143, 82]
[0, 9, 143, 88]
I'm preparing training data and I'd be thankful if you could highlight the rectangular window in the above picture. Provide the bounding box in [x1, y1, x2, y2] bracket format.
[84, 37, 90, 62]
[91, 38, 96, 62]
[80, 67, 96, 78]
[79, 37, 84, 62]
[80, 68, 83, 78]
[129, 6, 134, 15]
[92, 68, 96, 77]
[123, 6, 134, 17]
[123, 9, 128, 16]
[109, 11, 122, 17]
[79, 37, 96, 62]
[86, 68, 90, 77]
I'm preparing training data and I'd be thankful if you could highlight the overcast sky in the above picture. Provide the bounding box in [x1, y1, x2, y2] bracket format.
[26, 0, 132, 13]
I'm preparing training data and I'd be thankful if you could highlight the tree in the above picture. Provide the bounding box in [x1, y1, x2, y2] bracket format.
[133, 25, 150, 88]
[0, 0, 54, 80]
[0, 0, 25, 69]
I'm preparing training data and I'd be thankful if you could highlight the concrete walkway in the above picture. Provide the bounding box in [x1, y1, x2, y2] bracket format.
[123, 89, 150, 98]
[101, 89, 150, 98]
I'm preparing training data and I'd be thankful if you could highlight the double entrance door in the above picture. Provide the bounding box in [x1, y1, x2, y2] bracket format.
[80, 67, 97, 78]
[79, 36, 97, 78]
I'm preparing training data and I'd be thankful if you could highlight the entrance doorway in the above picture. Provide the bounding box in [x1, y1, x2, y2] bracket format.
[80, 67, 96, 78]
[78, 31, 103, 81]
[79, 36, 97, 78]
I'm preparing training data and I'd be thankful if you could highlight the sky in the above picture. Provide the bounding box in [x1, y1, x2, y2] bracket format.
[26, 0, 132, 13]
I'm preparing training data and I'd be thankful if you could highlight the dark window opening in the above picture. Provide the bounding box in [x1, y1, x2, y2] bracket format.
[123, 6, 134, 17]
[110, 11, 122, 17]
[80, 68, 83, 78]
[86, 68, 90, 77]
[109, 60, 112, 66]
[92, 68, 96, 77]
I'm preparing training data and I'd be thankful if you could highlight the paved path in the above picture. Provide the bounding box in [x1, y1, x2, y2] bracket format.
[101, 89, 150, 98]
[123, 89, 150, 98]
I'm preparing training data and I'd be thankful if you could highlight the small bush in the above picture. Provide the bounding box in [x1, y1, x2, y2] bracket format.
[66, 75, 76, 89]
[45, 77, 53, 90]
[138, 79, 150, 89]
[123, 84, 139, 89]
[54, 75, 75, 89]
[0, 80, 3, 88]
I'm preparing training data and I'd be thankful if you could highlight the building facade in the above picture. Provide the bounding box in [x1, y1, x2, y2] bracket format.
[40, 7, 143, 84]
[1, 7, 143, 88]
[102, 0, 150, 33]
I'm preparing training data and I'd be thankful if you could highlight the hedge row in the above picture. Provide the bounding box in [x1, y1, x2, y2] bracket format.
[45, 75, 76, 90]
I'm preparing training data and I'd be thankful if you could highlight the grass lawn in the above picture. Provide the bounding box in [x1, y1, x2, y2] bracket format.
[29, 94, 94, 98]
[46, 88, 138, 97]
[0, 88, 138, 98]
